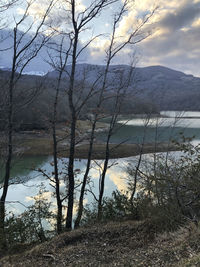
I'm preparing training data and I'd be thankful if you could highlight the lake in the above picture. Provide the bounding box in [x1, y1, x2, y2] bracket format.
[1, 111, 200, 216]
[3, 157, 130, 215]
[97, 111, 200, 143]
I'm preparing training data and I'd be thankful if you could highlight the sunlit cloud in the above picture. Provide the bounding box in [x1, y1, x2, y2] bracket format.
[86, 0, 200, 76]
[192, 17, 200, 27]
[119, 0, 200, 76]
[107, 169, 127, 192]
[25, 190, 52, 202]
[16, 8, 25, 15]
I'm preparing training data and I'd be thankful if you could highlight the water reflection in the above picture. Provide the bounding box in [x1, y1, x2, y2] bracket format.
[0, 155, 49, 183]
[97, 111, 200, 143]
[160, 111, 200, 118]
[2, 110, 200, 217]
[1, 157, 128, 216]
[3, 144, 199, 217]
[118, 117, 200, 128]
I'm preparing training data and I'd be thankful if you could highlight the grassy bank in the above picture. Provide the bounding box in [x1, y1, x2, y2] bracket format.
[1, 220, 200, 266]
[20, 138, 178, 159]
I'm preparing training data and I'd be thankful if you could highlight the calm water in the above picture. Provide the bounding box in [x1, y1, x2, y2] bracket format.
[0, 156, 48, 183]
[1, 111, 200, 215]
[2, 157, 130, 215]
[97, 111, 200, 143]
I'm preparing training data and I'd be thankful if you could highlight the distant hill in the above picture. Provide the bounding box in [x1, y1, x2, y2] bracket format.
[1, 27, 199, 111]
[1, 64, 200, 130]
[48, 64, 200, 111]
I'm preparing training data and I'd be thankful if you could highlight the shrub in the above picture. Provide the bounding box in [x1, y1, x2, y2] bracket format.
[5, 188, 55, 247]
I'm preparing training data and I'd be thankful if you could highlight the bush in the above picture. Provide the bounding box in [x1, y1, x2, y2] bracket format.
[81, 190, 136, 226]
[126, 136, 200, 230]
[82, 136, 200, 232]
[5, 188, 55, 247]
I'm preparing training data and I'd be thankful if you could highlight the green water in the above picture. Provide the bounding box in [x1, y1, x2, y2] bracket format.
[97, 124, 200, 144]
[97, 115, 200, 144]
[0, 155, 49, 183]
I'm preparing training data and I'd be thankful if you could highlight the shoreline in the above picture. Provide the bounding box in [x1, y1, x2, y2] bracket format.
[9, 119, 180, 160]
[63, 143, 179, 159]
[19, 139, 178, 159]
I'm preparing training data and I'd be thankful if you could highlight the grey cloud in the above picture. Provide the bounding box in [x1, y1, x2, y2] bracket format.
[88, 22, 200, 77]
[88, 1, 200, 77]
[141, 26, 200, 56]
[160, 2, 200, 31]
[0, 29, 90, 72]
[138, 25, 200, 76]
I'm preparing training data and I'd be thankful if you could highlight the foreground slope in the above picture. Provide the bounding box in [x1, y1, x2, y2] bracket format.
[1, 220, 200, 266]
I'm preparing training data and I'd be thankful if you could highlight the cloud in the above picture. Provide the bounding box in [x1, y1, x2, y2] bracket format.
[88, 160, 128, 192]
[88, 0, 200, 76]
[16, 0, 53, 20]
[25, 191, 52, 203]
[107, 168, 127, 192]
[133, 0, 200, 76]
[159, 2, 200, 31]
[192, 17, 200, 27]
[2, 0, 200, 76]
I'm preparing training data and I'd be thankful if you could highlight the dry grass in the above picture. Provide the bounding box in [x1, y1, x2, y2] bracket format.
[1, 220, 200, 266]
[20, 141, 178, 159]
[18, 137, 178, 159]
[21, 138, 53, 155]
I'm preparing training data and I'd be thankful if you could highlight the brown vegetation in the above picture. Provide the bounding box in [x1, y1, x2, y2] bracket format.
[1, 220, 200, 266]
[20, 137, 178, 159]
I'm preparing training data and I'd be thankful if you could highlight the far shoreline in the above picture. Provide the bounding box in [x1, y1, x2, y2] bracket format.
[11, 119, 181, 160]
[62, 142, 179, 159]
[20, 140, 179, 160]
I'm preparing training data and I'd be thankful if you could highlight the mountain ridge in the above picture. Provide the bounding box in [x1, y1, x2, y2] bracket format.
[1, 63, 200, 112]
[46, 63, 200, 111]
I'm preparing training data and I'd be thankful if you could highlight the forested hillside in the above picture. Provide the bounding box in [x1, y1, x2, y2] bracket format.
[1, 64, 200, 130]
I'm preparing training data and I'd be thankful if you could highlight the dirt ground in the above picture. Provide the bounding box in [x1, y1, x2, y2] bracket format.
[1, 220, 200, 266]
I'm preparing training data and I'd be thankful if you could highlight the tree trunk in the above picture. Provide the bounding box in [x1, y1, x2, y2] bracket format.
[0, 41, 15, 249]
[53, 128, 63, 234]
[65, 20, 78, 229]
[74, 121, 96, 228]
[52, 68, 64, 234]
[98, 136, 110, 221]
[0, 202, 6, 252]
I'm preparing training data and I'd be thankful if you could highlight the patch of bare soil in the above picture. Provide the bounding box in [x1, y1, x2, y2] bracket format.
[1, 220, 200, 266]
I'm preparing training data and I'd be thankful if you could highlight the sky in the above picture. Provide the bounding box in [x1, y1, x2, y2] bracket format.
[1, 0, 200, 77]
[87, 0, 200, 77]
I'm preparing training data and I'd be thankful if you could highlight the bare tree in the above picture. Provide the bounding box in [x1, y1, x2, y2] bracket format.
[73, 0, 156, 225]
[0, 0, 156, 238]
[0, 0, 55, 250]
[129, 115, 151, 206]
[57, 0, 120, 230]
[44, 34, 73, 234]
